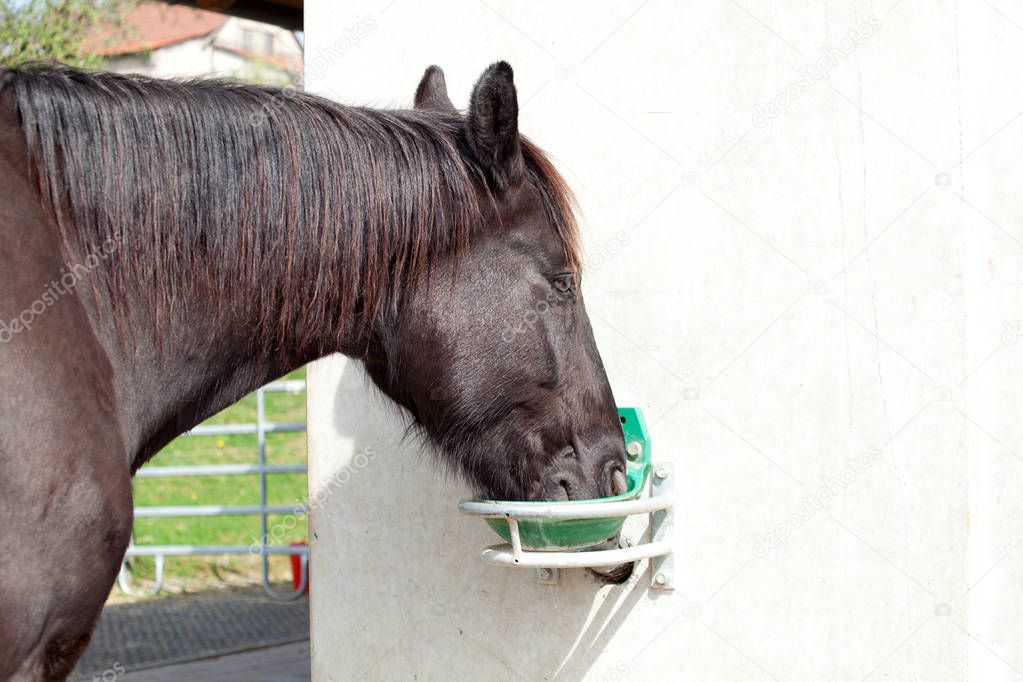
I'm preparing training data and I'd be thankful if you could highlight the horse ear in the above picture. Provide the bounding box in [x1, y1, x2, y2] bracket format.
[414, 65, 455, 112]
[465, 61, 524, 191]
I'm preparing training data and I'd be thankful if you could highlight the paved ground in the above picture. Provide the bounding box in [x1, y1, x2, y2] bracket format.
[119, 641, 310, 682]
[71, 587, 309, 681]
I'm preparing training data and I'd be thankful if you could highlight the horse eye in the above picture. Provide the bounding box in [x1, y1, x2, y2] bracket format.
[552, 274, 576, 296]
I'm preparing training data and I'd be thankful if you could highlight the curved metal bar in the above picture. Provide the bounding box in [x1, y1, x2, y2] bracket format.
[479, 540, 673, 568]
[459, 493, 673, 520]
[261, 550, 308, 601]
[117, 555, 165, 596]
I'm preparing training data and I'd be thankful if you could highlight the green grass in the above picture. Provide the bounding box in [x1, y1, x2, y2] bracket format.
[124, 368, 308, 591]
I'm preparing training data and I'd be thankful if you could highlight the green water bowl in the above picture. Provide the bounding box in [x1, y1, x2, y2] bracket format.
[482, 407, 652, 551]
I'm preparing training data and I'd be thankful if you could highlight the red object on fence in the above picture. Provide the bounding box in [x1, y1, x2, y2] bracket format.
[290, 541, 309, 595]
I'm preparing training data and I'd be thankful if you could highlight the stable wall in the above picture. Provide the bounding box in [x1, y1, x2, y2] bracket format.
[305, 2, 1023, 679]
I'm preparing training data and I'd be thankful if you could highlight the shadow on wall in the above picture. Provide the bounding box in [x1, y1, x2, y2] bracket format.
[310, 357, 660, 681]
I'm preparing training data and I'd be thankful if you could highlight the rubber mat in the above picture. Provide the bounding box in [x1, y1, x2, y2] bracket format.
[71, 587, 309, 680]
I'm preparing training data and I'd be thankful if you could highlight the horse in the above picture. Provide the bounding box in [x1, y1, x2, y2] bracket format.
[0, 61, 628, 680]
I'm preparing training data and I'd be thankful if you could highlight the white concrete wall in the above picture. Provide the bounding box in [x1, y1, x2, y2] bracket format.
[304, 2, 1023, 679]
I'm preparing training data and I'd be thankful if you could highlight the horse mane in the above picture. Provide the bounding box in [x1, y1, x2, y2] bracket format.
[3, 64, 580, 350]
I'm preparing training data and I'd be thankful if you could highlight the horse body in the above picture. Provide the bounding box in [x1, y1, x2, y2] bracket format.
[1, 85, 129, 680]
[0, 84, 286, 681]
[0, 63, 626, 680]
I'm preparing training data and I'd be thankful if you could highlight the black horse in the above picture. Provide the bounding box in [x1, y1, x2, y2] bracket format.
[0, 61, 626, 680]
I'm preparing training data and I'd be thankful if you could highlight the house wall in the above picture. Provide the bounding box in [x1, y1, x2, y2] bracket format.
[303, 1, 1023, 680]
[103, 16, 300, 83]
[213, 16, 303, 64]
[104, 38, 215, 79]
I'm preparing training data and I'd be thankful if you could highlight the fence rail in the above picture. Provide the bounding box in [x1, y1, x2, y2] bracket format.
[118, 380, 309, 600]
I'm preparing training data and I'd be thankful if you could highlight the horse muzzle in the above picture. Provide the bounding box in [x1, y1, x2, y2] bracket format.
[458, 407, 676, 590]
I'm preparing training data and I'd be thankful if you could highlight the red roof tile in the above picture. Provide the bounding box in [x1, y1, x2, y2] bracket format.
[85, 2, 227, 56]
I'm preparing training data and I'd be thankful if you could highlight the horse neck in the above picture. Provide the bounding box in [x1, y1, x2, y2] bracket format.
[19, 75, 469, 466]
[89, 247, 356, 471]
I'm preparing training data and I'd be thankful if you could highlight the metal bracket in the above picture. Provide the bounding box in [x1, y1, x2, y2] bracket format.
[649, 462, 674, 590]
[464, 462, 675, 589]
[535, 567, 560, 585]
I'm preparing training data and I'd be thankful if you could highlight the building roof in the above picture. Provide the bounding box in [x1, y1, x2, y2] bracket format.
[165, 1, 303, 32]
[85, 2, 228, 56]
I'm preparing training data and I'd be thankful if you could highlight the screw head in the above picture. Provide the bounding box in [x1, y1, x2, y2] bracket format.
[654, 572, 667, 585]
[655, 466, 669, 480]
[536, 567, 552, 581]
[626, 442, 643, 459]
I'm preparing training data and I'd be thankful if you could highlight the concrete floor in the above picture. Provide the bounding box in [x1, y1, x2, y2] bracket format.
[121, 641, 310, 682]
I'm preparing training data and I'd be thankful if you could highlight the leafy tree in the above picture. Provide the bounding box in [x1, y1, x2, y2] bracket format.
[0, 0, 131, 68]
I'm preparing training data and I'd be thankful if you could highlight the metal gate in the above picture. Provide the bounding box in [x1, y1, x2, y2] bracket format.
[118, 380, 309, 601]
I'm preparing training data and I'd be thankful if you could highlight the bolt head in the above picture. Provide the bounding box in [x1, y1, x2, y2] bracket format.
[654, 572, 667, 585]
[655, 466, 669, 480]
[626, 442, 643, 459]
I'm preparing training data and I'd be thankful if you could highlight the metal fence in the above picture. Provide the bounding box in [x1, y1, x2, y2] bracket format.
[118, 380, 309, 601]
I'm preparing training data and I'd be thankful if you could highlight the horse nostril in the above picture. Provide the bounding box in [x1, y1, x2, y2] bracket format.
[611, 468, 627, 495]
[600, 457, 627, 497]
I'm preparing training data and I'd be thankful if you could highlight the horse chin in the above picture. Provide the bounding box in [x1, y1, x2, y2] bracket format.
[587, 534, 636, 585]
